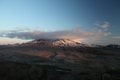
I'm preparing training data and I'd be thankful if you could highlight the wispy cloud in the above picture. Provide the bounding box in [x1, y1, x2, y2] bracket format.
[94, 22, 110, 29]
[112, 36, 120, 39]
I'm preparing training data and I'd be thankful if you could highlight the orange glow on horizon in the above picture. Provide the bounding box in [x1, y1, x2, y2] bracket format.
[0, 37, 30, 45]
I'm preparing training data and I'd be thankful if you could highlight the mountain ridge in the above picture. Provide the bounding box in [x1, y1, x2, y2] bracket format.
[21, 38, 88, 47]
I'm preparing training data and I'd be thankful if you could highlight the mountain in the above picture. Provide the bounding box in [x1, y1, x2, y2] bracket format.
[21, 39, 88, 48]
[0, 39, 120, 80]
[1, 38, 120, 65]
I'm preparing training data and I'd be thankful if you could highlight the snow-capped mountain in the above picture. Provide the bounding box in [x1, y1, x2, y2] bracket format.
[24, 39, 88, 47]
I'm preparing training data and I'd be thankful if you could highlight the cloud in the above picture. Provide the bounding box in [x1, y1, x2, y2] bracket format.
[101, 22, 110, 29]
[0, 27, 111, 43]
[112, 36, 120, 39]
[0, 37, 30, 45]
[94, 22, 110, 29]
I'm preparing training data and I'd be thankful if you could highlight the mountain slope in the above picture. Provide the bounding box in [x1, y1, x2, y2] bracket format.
[22, 39, 88, 47]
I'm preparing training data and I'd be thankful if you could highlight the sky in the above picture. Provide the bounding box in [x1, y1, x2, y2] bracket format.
[0, 0, 120, 45]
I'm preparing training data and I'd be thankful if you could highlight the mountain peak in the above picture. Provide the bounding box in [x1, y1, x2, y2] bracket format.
[25, 38, 87, 47]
